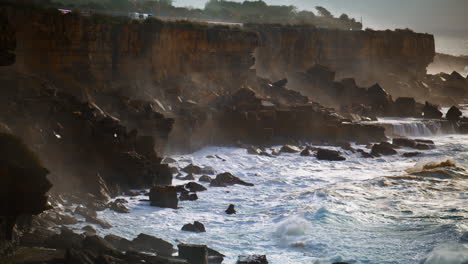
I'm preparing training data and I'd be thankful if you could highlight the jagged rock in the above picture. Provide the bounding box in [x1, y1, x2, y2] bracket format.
[300, 149, 312, 157]
[149, 186, 178, 209]
[162, 157, 177, 164]
[179, 192, 198, 201]
[20, 227, 57, 248]
[207, 247, 225, 264]
[82, 226, 97, 234]
[279, 145, 301, 153]
[357, 149, 373, 158]
[131, 233, 174, 256]
[446, 106, 463, 121]
[82, 235, 121, 257]
[107, 200, 130, 214]
[199, 175, 213, 183]
[210, 173, 254, 187]
[178, 244, 208, 264]
[181, 221, 206, 233]
[85, 216, 112, 229]
[423, 102, 443, 119]
[394, 97, 419, 117]
[237, 255, 268, 264]
[176, 173, 196, 181]
[75, 206, 98, 219]
[186, 182, 207, 192]
[316, 149, 346, 161]
[104, 234, 133, 252]
[182, 164, 203, 175]
[371, 142, 398, 156]
[45, 228, 84, 250]
[247, 146, 262, 155]
[226, 204, 236, 215]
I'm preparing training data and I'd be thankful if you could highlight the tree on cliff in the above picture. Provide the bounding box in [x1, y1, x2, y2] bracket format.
[315, 6, 333, 18]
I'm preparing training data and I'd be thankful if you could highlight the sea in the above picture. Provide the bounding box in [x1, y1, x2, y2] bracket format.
[70, 107, 468, 264]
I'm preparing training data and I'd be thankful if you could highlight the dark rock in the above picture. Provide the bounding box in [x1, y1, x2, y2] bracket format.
[131, 233, 174, 257]
[94, 254, 126, 264]
[85, 216, 112, 229]
[176, 173, 196, 181]
[149, 186, 178, 209]
[45, 228, 84, 250]
[199, 175, 213, 183]
[357, 149, 373, 158]
[124, 250, 188, 264]
[371, 142, 397, 156]
[170, 167, 180, 175]
[75, 206, 98, 219]
[182, 164, 203, 175]
[316, 149, 346, 161]
[210, 173, 254, 187]
[104, 234, 133, 252]
[279, 145, 301, 153]
[20, 227, 57, 248]
[82, 225, 97, 234]
[82, 235, 121, 257]
[114, 198, 129, 204]
[394, 97, 419, 117]
[124, 190, 140, 197]
[180, 192, 198, 201]
[423, 102, 443, 119]
[247, 146, 262, 155]
[178, 244, 208, 264]
[300, 149, 312, 157]
[65, 248, 96, 264]
[186, 182, 207, 192]
[107, 200, 130, 214]
[226, 204, 236, 215]
[415, 139, 435, 145]
[181, 221, 206, 233]
[414, 143, 435, 150]
[207, 247, 225, 264]
[237, 255, 268, 264]
[392, 138, 417, 148]
[446, 106, 463, 121]
[162, 157, 177, 164]
[403, 152, 422, 158]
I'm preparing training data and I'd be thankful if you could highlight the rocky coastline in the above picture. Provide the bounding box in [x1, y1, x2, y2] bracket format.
[1, 3, 468, 264]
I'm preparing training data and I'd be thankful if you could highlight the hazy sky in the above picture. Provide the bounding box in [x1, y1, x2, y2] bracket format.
[173, 0, 468, 34]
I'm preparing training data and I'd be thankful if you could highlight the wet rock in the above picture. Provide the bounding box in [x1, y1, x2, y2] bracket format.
[423, 102, 443, 119]
[207, 247, 225, 264]
[392, 138, 418, 148]
[199, 175, 213, 183]
[394, 97, 419, 117]
[75, 206, 98, 219]
[85, 216, 113, 229]
[131, 233, 174, 256]
[94, 254, 126, 264]
[226, 204, 236, 215]
[279, 145, 301, 153]
[149, 186, 178, 209]
[180, 192, 198, 201]
[403, 152, 422, 158]
[20, 227, 57, 248]
[237, 255, 268, 264]
[300, 149, 312, 157]
[162, 157, 177, 164]
[124, 190, 140, 197]
[178, 244, 208, 264]
[210, 173, 254, 187]
[82, 235, 121, 257]
[446, 106, 463, 121]
[114, 198, 129, 204]
[104, 234, 133, 252]
[182, 164, 203, 175]
[357, 149, 373, 158]
[45, 228, 84, 250]
[65, 248, 96, 264]
[107, 200, 130, 214]
[247, 146, 262, 155]
[414, 143, 435, 150]
[186, 182, 207, 192]
[170, 167, 180, 175]
[201, 166, 216, 175]
[82, 225, 97, 234]
[176, 173, 196, 181]
[371, 142, 397, 156]
[181, 221, 206, 233]
[316, 149, 346, 161]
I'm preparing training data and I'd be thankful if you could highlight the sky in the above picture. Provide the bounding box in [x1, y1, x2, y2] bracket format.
[173, 0, 468, 55]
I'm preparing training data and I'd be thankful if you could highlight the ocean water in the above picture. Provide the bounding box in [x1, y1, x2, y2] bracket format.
[76, 110, 468, 264]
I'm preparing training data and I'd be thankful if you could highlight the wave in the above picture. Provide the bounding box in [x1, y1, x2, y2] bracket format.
[421, 243, 468, 264]
[399, 159, 468, 180]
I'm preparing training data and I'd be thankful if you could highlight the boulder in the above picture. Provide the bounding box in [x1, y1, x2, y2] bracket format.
[201, 166, 216, 175]
[300, 149, 312, 157]
[207, 247, 225, 264]
[394, 97, 419, 117]
[371, 142, 397, 156]
[181, 221, 206, 233]
[104, 234, 133, 252]
[45, 228, 84, 250]
[82, 226, 97, 234]
[131, 233, 174, 257]
[179, 192, 198, 201]
[182, 164, 203, 175]
[247, 146, 262, 155]
[357, 149, 373, 158]
[446, 106, 463, 121]
[85, 216, 112, 229]
[226, 204, 236, 215]
[210, 173, 254, 187]
[185, 182, 207, 192]
[199, 175, 213, 183]
[237, 255, 268, 264]
[176, 174, 196, 181]
[392, 138, 417, 148]
[423, 102, 443, 119]
[82, 235, 121, 257]
[178, 244, 208, 264]
[107, 200, 130, 214]
[75, 206, 98, 219]
[316, 149, 346, 161]
[149, 186, 178, 209]
[162, 157, 177, 164]
[279, 145, 301, 153]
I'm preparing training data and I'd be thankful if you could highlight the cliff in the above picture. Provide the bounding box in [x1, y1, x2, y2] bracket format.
[248, 24, 435, 96]
[0, 6, 258, 105]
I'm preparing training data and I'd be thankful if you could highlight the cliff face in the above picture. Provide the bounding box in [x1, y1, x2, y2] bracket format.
[1, 7, 258, 104]
[249, 24, 435, 88]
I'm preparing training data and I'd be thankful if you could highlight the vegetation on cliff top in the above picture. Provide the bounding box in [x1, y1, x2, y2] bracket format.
[10, 0, 363, 30]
